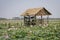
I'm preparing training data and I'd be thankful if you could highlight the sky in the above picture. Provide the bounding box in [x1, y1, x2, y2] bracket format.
[0, 0, 60, 19]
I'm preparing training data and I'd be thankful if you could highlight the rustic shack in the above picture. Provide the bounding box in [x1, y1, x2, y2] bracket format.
[21, 7, 51, 26]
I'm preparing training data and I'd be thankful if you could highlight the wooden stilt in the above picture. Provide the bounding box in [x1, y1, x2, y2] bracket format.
[41, 14, 43, 26]
[47, 15, 49, 24]
[29, 16, 30, 25]
[24, 16, 25, 25]
[35, 15, 36, 25]
[47, 15, 49, 26]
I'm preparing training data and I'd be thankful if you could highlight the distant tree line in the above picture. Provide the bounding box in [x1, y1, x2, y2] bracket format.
[0, 18, 7, 20]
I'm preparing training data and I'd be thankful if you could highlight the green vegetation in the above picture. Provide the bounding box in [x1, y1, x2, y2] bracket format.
[0, 20, 60, 40]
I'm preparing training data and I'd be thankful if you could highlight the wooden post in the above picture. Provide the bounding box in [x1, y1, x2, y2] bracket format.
[35, 15, 36, 25]
[29, 16, 30, 25]
[41, 14, 43, 26]
[24, 16, 25, 26]
[47, 15, 49, 26]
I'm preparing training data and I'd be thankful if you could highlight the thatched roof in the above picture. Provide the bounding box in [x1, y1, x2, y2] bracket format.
[21, 7, 51, 16]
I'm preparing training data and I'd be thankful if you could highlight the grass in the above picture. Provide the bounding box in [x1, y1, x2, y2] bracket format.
[0, 20, 60, 40]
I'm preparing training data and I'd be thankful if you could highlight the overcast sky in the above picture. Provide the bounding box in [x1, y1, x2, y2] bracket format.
[0, 0, 60, 19]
